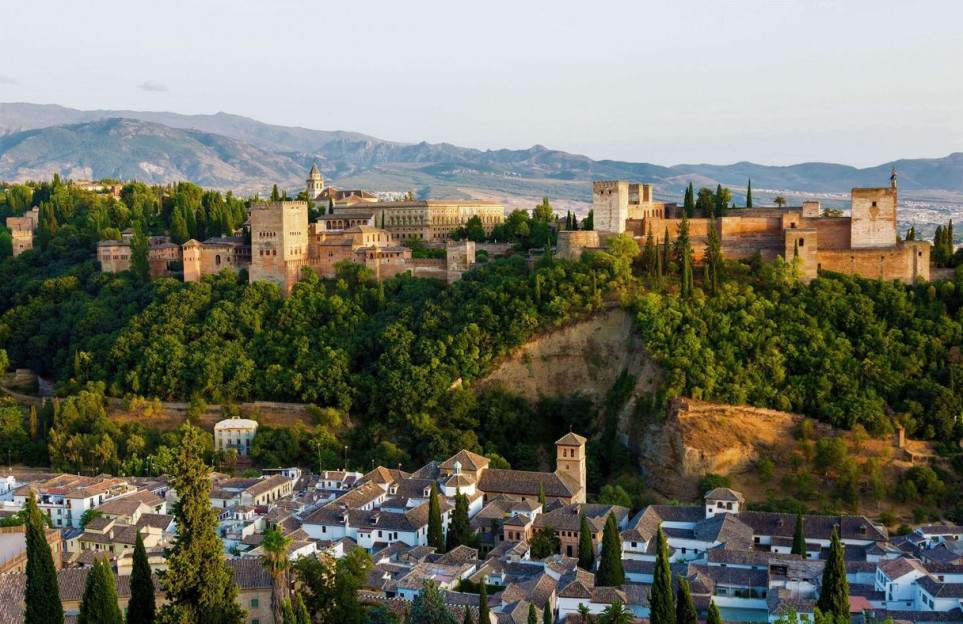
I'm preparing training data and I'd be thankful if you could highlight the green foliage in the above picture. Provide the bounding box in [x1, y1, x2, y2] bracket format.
[634, 273, 963, 444]
[791, 513, 807, 556]
[527, 603, 538, 624]
[595, 514, 624, 587]
[428, 482, 445, 552]
[25, 491, 64, 624]
[683, 183, 694, 218]
[816, 528, 849, 618]
[745, 179, 753, 209]
[529, 526, 561, 559]
[130, 221, 150, 283]
[157, 424, 244, 624]
[478, 582, 490, 624]
[78, 558, 123, 624]
[543, 601, 552, 624]
[601, 600, 633, 624]
[407, 580, 458, 624]
[706, 601, 722, 624]
[446, 492, 475, 551]
[578, 514, 595, 571]
[698, 474, 731, 496]
[675, 577, 698, 624]
[128, 531, 156, 624]
[403, 239, 446, 259]
[597, 485, 632, 508]
[897, 465, 946, 506]
[650, 527, 675, 624]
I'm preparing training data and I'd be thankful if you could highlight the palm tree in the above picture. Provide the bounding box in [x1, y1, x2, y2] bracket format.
[600, 600, 632, 624]
[774, 195, 787, 208]
[577, 603, 592, 624]
[261, 524, 291, 624]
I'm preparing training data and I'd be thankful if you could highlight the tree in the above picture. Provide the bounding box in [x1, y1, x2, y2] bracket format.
[577, 514, 595, 571]
[428, 482, 445, 552]
[533, 197, 554, 223]
[746, 178, 753, 208]
[695, 187, 715, 218]
[538, 484, 547, 509]
[527, 603, 538, 624]
[791, 514, 806, 557]
[650, 527, 675, 624]
[130, 221, 150, 283]
[78, 558, 123, 624]
[463, 606, 475, 624]
[683, 182, 694, 218]
[643, 225, 658, 278]
[25, 491, 63, 624]
[704, 220, 723, 295]
[816, 527, 849, 618]
[157, 424, 244, 624]
[706, 601, 723, 624]
[542, 601, 552, 624]
[714, 185, 731, 217]
[478, 580, 490, 624]
[600, 600, 632, 624]
[128, 531, 156, 624]
[271, 185, 281, 201]
[261, 523, 292, 624]
[0, 228, 13, 259]
[675, 577, 698, 624]
[595, 514, 624, 587]
[530, 526, 560, 559]
[447, 492, 474, 551]
[661, 226, 671, 274]
[582, 209, 593, 231]
[281, 600, 296, 624]
[774, 195, 787, 208]
[674, 215, 694, 298]
[294, 595, 311, 624]
[407, 580, 458, 624]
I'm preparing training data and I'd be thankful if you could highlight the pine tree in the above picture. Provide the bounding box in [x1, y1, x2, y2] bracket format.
[650, 527, 675, 624]
[577, 513, 595, 571]
[675, 577, 698, 624]
[158, 424, 244, 624]
[478, 580, 490, 624]
[816, 527, 849, 618]
[527, 603, 538, 624]
[746, 178, 753, 208]
[706, 601, 723, 624]
[542, 601, 552, 624]
[595, 514, 624, 587]
[791, 514, 806, 557]
[447, 492, 474, 551]
[128, 531, 156, 624]
[407, 580, 457, 624]
[78, 558, 123, 624]
[294, 595, 311, 624]
[25, 492, 63, 624]
[428, 483, 445, 552]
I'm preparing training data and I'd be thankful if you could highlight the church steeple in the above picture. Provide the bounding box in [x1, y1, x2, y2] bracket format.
[306, 163, 324, 201]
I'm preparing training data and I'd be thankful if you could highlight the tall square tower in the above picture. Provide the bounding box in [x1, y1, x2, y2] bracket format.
[250, 201, 309, 294]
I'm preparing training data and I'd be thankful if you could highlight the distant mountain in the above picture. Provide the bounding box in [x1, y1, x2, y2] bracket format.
[0, 118, 306, 192]
[2, 102, 962, 203]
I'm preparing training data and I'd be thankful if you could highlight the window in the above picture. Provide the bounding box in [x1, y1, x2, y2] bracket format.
[798, 238, 804, 247]
[250, 599, 259, 608]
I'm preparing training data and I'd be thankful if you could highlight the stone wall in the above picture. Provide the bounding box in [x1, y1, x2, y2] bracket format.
[817, 240, 929, 283]
[557, 230, 601, 260]
[593, 180, 628, 234]
[250, 201, 310, 294]
[851, 187, 897, 248]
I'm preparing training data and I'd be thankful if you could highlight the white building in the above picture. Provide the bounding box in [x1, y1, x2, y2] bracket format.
[214, 417, 259, 456]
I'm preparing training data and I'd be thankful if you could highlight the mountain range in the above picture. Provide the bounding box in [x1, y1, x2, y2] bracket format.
[2, 102, 962, 207]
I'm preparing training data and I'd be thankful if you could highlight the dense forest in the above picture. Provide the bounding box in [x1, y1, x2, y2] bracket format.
[1, 179, 962, 520]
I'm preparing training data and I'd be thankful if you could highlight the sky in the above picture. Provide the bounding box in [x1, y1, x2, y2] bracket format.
[2, 0, 962, 167]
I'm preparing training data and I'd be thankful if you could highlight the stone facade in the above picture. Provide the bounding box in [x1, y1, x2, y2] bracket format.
[556, 230, 601, 260]
[97, 235, 183, 277]
[612, 173, 928, 284]
[249, 201, 311, 295]
[182, 237, 251, 283]
[593, 180, 669, 235]
[332, 199, 505, 242]
[5, 207, 39, 257]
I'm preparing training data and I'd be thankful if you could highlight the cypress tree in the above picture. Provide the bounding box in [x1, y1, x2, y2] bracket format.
[643, 225, 658, 277]
[478, 579, 490, 624]
[527, 603, 538, 624]
[595, 514, 624, 587]
[25, 491, 63, 624]
[428, 482, 445, 552]
[543, 601, 552, 624]
[662, 226, 671, 274]
[78, 558, 123, 624]
[706, 600, 723, 624]
[704, 220, 722, 295]
[577, 514, 595, 571]
[816, 527, 849, 618]
[127, 531, 156, 624]
[791, 514, 806, 557]
[675, 215, 694, 298]
[683, 182, 695, 218]
[280, 599, 296, 624]
[271, 184, 281, 201]
[158, 424, 244, 624]
[464, 606, 475, 624]
[447, 492, 473, 551]
[675, 577, 698, 624]
[538, 484, 547, 510]
[746, 178, 753, 208]
[650, 527, 675, 624]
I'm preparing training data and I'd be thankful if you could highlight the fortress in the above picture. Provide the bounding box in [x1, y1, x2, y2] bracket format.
[560, 172, 930, 283]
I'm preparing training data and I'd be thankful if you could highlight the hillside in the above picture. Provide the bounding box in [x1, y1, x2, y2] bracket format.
[3, 103, 963, 206]
[0, 118, 306, 192]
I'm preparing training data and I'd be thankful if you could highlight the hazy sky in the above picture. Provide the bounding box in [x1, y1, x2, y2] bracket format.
[3, 0, 962, 167]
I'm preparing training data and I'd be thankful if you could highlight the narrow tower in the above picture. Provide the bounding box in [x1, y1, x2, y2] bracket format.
[306, 163, 325, 201]
[555, 432, 587, 503]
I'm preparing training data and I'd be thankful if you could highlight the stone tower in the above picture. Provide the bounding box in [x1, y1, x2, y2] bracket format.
[555, 432, 587, 503]
[850, 174, 897, 249]
[306, 164, 325, 201]
[250, 201, 310, 295]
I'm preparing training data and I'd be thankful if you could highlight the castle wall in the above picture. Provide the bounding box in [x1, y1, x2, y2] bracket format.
[556, 230, 601, 260]
[250, 201, 309, 294]
[593, 181, 629, 234]
[817, 241, 929, 283]
[811, 217, 851, 249]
